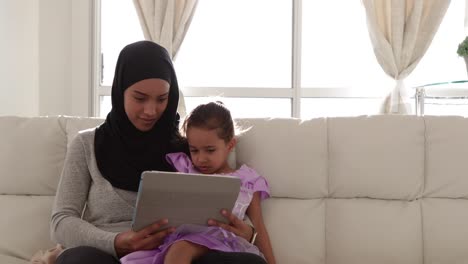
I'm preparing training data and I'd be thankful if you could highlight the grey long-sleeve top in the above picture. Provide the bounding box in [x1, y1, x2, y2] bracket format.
[50, 129, 137, 257]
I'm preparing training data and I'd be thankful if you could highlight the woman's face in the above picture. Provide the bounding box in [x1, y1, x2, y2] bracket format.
[124, 78, 170, 132]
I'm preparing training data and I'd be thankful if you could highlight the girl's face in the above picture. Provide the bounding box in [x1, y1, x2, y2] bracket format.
[124, 78, 170, 132]
[187, 127, 236, 174]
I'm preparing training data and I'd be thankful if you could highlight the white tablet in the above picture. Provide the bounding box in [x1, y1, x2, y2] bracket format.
[132, 170, 241, 232]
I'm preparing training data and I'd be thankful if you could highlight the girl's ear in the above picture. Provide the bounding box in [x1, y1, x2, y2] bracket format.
[227, 138, 237, 152]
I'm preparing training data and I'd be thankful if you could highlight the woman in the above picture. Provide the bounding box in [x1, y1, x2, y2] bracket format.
[51, 41, 265, 264]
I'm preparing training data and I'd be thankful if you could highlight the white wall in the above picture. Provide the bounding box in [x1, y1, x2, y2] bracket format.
[39, 0, 93, 116]
[38, 0, 72, 116]
[0, 0, 93, 117]
[70, 0, 93, 117]
[0, 0, 39, 116]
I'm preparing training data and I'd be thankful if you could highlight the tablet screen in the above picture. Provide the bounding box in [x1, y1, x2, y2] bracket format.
[132, 170, 241, 232]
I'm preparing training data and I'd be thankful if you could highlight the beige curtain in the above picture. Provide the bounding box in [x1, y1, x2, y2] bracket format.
[133, 0, 198, 116]
[363, 0, 450, 114]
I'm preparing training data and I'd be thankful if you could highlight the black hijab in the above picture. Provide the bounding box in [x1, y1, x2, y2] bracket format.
[95, 41, 186, 192]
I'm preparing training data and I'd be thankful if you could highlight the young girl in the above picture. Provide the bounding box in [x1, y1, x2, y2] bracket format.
[121, 101, 276, 264]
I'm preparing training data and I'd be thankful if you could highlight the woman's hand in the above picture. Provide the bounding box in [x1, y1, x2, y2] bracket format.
[114, 219, 175, 258]
[207, 209, 253, 241]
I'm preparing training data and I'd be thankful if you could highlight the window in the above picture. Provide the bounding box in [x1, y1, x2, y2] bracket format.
[98, 0, 144, 117]
[406, 1, 466, 87]
[100, 0, 144, 87]
[96, 0, 467, 118]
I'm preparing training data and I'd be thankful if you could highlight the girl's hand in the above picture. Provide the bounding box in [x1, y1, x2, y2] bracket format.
[207, 209, 253, 241]
[114, 219, 175, 258]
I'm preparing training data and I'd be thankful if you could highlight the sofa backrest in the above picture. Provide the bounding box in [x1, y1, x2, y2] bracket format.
[236, 116, 468, 264]
[1, 115, 468, 264]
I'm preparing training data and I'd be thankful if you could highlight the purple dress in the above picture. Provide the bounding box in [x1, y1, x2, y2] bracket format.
[120, 152, 270, 264]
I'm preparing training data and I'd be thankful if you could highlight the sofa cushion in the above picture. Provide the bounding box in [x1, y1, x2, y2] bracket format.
[326, 199, 422, 264]
[262, 198, 325, 264]
[0, 254, 29, 264]
[0, 195, 55, 261]
[235, 118, 328, 199]
[422, 198, 468, 264]
[0, 116, 66, 195]
[424, 116, 468, 198]
[328, 116, 424, 200]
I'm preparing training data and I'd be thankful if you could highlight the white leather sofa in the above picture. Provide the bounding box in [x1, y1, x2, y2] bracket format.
[1, 115, 468, 264]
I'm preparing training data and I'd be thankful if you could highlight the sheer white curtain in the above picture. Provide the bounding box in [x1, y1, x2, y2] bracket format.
[363, 0, 450, 114]
[133, 0, 198, 116]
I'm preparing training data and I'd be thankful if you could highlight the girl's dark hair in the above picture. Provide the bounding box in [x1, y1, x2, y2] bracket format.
[182, 101, 235, 142]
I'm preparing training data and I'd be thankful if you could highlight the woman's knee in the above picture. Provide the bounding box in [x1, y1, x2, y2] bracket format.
[55, 246, 119, 264]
